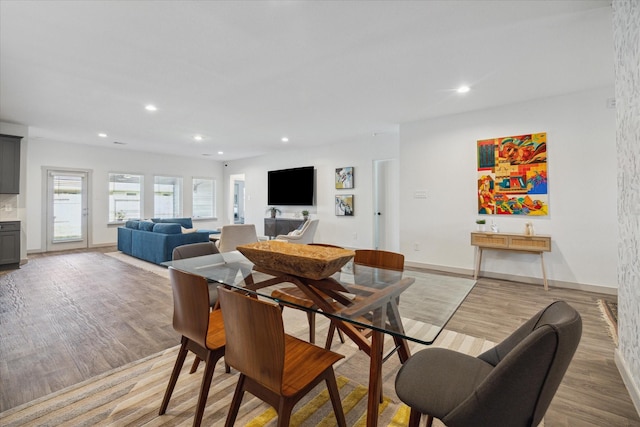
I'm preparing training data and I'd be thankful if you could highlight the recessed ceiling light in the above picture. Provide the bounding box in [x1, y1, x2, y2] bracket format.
[457, 85, 470, 94]
[202, 153, 212, 157]
[145, 104, 157, 111]
[98, 133, 107, 138]
[113, 141, 127, 145]
[281, 137, 289, 143]
[218, 151, 224, 155]
[194, 135, 203, 141]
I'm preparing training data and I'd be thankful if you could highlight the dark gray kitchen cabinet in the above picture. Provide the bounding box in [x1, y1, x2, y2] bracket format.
[0, 221, 20, 266]
[0, 134, 22, 194]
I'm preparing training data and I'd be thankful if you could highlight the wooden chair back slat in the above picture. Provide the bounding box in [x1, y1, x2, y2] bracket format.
[354, 249, 404, 271]
[169, 267, 211, 348]
[172, 242, 219, 260]
[218, 288, 285, 394]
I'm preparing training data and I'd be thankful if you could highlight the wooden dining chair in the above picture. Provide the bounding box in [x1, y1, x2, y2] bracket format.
[172, 241, 220, 307]
[352, 249, 405, 271]
[159, 267, 226, 427]
[172, 241, 223, 374]
[270, 243, 347, 345]
[217, 287, 347, 427]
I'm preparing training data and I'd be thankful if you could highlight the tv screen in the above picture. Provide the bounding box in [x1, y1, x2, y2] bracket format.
[268, 166, 315, 206]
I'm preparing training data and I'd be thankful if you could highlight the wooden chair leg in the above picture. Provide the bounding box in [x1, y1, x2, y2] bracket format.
[324, 369, 347, 427]
[276, 398, 295, 427]
[307, 311, 316, 344]
[189, 356, 201, 374]
[193, 350, 222, 427]
[225, 374, 247, 427]
[159, 338, 189, 415]
[325, 322, 347, 350]
[325, 322, 336, 349]
[426, 414, 434, 427]
[408, 408, 422, 427]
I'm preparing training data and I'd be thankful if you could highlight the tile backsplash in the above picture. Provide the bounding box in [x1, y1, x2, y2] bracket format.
[0, 194, 18, 220]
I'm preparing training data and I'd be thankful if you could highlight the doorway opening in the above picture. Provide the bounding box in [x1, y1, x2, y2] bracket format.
[229, 174, 245, 224]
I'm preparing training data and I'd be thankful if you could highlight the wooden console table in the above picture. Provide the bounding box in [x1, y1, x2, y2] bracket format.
[470, 231, 552, 290]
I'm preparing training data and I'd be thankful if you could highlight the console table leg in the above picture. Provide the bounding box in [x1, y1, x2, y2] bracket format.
[540, 252, 548, 291]
[474, 247, 482, 280]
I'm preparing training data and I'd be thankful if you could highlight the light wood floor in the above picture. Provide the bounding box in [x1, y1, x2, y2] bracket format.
[1, 248, 638, 426]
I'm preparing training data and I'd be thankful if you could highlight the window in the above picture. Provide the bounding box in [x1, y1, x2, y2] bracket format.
[154, 176, 182, 218]
[108, 173, 142, 222]
[192, 177, 215, 219]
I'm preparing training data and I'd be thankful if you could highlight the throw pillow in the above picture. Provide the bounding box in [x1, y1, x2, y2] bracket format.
[181, 227, 198, 234]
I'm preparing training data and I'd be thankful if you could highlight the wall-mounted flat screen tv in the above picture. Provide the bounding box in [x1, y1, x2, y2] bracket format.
[268, 166, 315, 206]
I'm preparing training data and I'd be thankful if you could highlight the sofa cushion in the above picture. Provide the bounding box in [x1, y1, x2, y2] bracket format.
[125, 220, 140, 229]
[152, 223, 182, 234]
[139, 220, 155, 231]
[152, 217, 193, 229]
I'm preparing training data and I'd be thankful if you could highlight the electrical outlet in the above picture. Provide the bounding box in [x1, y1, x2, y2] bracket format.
[414, 242, 420, 251]
[352, 232, 357, 240]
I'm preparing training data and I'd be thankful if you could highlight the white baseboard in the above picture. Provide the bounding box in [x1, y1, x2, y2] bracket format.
[615, 349, 640, 418]
[404, 261, 618, 296]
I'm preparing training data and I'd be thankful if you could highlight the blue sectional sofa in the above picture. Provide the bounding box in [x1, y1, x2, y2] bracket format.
[117, 217, 211, 264]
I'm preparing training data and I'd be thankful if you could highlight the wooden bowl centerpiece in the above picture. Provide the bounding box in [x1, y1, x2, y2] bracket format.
[236, 240, 355, 280]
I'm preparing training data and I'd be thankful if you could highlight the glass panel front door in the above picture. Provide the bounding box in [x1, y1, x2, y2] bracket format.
[47, 170, 88, 251]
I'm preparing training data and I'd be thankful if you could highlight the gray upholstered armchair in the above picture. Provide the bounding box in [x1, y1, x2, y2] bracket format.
[395, 301, 582, 427]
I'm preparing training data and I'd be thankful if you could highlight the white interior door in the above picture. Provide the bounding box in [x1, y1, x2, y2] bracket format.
[46, 169, 89, 251]
[373, 159, 398, 250]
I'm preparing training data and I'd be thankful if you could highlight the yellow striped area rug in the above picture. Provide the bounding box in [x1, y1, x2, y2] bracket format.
[0, 320, 495, 427]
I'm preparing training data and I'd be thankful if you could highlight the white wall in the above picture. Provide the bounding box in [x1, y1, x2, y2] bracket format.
[223, 132, 399, 249]
[25, 140, 223, 251]
[399, 87, 618, 290]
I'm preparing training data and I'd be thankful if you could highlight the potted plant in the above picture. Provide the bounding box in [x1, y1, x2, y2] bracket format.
[301, 209, 310, 220]
[475, 218, 486, 231]
[266, 206, 281, 218]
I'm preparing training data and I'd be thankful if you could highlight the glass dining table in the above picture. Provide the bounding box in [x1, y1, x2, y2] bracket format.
[162, 249, 475, 427]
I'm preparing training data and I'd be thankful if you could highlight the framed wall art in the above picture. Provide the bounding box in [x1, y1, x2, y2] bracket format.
[477, 132, 548, 216]
[335, 166, 354, 189]
[335, 194, 354, 216]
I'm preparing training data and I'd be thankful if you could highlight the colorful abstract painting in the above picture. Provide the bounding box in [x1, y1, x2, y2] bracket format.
[477, 132, 548, 216]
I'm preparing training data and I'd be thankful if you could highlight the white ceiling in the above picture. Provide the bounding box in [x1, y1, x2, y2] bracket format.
[0, 0, 613, 161]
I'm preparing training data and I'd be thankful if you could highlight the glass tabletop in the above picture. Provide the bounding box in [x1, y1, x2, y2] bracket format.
[162, 251, 475, 345]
